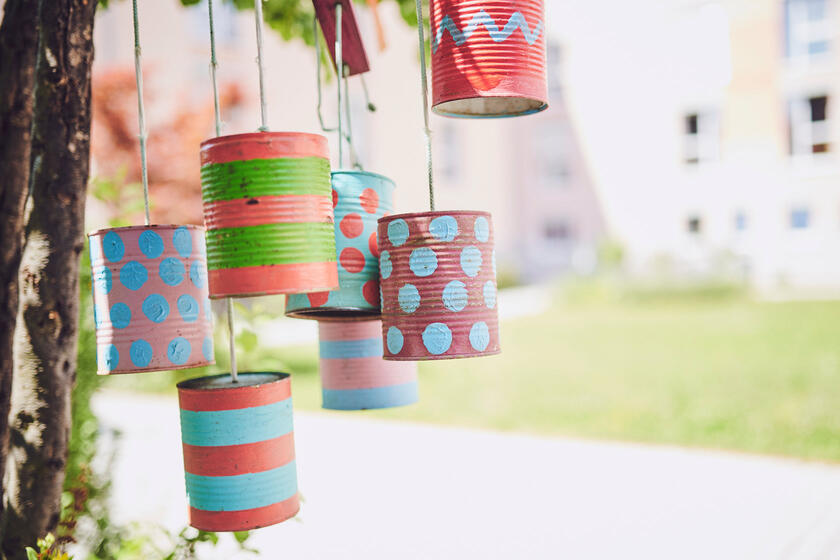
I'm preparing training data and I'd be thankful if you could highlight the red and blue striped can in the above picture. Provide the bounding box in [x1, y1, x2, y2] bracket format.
[176, 372, 299, 531]
[430, 0, 548, 117]
[319, 321, 418, 410]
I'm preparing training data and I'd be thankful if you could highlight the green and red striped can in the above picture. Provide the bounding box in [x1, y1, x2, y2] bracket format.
[199, 132, 338, 298]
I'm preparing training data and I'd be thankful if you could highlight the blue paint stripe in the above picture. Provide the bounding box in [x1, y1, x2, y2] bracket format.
[185, 461, 298, 512]
[322, 382, 418, 411]
[180, 398, 293, 447]
[319, 337, 382, 359]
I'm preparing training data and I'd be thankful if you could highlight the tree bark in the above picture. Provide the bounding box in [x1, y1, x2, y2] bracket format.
[2, 0, 96, 556]
[0, 0, 39, 525]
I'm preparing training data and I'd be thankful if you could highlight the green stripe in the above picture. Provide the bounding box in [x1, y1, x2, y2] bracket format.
[206, 223, 337, 269]
[201, 157, 331, 201]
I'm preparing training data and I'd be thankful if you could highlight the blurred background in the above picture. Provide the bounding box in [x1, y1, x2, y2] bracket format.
[67, 0, 840, 557]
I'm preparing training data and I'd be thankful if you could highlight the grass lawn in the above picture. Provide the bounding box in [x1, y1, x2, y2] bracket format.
[102, 289, 840, 462]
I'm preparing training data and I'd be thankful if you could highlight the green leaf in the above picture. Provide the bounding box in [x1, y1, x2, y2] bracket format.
[233, 531, 250, 544]
[25, 548, 38, 560]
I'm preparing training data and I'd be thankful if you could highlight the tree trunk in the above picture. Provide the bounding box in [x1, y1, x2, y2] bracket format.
[0, 0, 39, 525]
[2, 0, 96, 556]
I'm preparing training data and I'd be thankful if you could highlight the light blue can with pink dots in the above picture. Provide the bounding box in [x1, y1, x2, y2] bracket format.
[88, 225, 215, 374]
[285, 170, 395, 320]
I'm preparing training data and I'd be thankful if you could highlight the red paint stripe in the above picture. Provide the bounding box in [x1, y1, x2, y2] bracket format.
[189, 494, 300, 532]
[321, 356, 417, 390]
[200, 132, 328, 165]
[318, 320, 381, 341]
[178, 378, 291, 411]
[209, 262, 338, 298]
[182, 433, 295, 476]
[204, 195, 333, 230]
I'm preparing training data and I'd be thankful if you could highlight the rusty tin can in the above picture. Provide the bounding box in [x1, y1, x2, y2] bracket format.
[200, 131, 338, 298]
[377, 211, 500, 360]
[177, 372, 300, 532]
[286, 170, 394, 320]
[319, 321, 418, 410]
[431, 0, 548, 118]
[88, 225, 214, 374]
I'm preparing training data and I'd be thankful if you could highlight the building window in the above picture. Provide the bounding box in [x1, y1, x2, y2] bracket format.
[785, 0, 830, 60]
[543, 219, 572, 242]
[789, 95, 830, 154]
[683, 112, 719, 164]
[791, 207, 811, 228]
[687, 215, 702, 234]
[735, 210, 747, 231]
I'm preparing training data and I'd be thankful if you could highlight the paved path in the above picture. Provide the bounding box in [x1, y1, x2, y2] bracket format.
[92, 392, 840, 559]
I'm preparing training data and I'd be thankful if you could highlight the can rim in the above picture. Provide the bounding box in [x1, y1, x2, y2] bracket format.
[377, 210, 492, 223]
[432, 95, 548, 119]
[200, 131, 328, 154]
[331, 169, 396, 186]
[176, 371, 290, 391]
[87, 223, 206, 238]
[285, 306, 381, 321]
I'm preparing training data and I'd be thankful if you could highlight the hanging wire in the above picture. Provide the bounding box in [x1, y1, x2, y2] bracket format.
[131, 0, 152, 225]
[314, 16, 337, 132]
[208, 0, 238, 383]
[359, 73, 376, 112]
[254, 0, 269, 131]
[343, 74, 363, 170]
[414, 0, 435, 211]
[335, 2, 344, 167]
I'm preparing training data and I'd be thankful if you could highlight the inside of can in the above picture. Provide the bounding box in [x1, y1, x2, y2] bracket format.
[178, 372, 287, 390]
[433, 96, 547, 118]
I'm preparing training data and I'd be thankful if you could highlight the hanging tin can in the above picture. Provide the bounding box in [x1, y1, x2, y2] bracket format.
[377, 211, 500, 360]
[286, 170, 394, 320]
[430, 0, 548, 118]
[88, 225, 214, 374]
[319, 321, 418, 410]
[177, 372, 299, 532]
[200, 132, 338, 298]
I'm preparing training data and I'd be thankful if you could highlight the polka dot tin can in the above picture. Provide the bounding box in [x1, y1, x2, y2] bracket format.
[88, 225, 214, 374]
[431, 0, 547, 118]
[177, 372, 299, 531]
[286, 170, 394, 320]
[200, 132, 338, 298]
[318, 321, 418, 410]
[377, 211, 500, 360]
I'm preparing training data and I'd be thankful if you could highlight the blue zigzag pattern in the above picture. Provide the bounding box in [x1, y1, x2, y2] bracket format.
[432, 10, 543, 53]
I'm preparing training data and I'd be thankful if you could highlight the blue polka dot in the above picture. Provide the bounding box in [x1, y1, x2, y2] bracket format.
[159, 258, 185, 287]
[387, 219, 410, 247]
[429, 215, 459, 242]
[474, 216, 490, 243]
[142, 294, 169, 323]
[93, 303, 107, 329]
[177, 294, 200, 322]
[138, 230, 164, 259]
[168, 337, 191, 365]
[386, 326, 404, 354]
[202, 337, 213, 361]
[204, 298, 212, 320]
[380, 251, 392, 279]
[101, 344, 119, 372]
[442, 280, 468, 312]
[422, 322, 452, 355]
[119, 261, 148, 291]
[173, 227, 192, 259]
[460, 246, 482, 278]
[189, 260, 206, 288]
[398, 283, 420, 313]
[93, 267, 112, 295]
[483, 281, 497, 309]
[89, 237, 103, 264]
[103, 231, 125, 263]
[109, 302, 131, 329]
[130, 339, 153, 368]
[469, 321, 490, 352]
[409, 247, 438, 277]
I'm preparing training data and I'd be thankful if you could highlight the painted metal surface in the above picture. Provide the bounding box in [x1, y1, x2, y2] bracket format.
[430, 0, 548, 118]
[88, 225, 214, 374]
[177, 372, 300, 532]
[318, 321, 418, 410]
[377, 211, 500, 360]
[200, 131, 338, 298]
[313, 0, 370, 76]
[286, 171, 394, 320]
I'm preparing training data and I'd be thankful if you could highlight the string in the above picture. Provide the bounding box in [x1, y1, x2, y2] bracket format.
[208, 0, 238, 383]
[314, 16, 336, 132]
[343, 74, 362, 170]
[414, 0, 435, 211]
[131, 0, 152, 225]
[335, 2, 344, 167]
[254, 0, 269, 131]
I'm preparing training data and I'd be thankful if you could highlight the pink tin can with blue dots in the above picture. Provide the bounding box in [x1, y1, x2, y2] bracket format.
[285, 170, 395, 320]
[88, 225, 214, 374]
